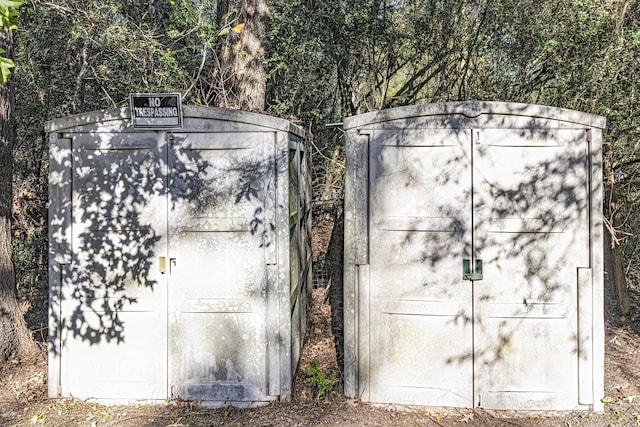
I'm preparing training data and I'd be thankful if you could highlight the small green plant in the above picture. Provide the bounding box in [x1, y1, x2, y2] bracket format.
[305, 361, 338, 400]
[29, 413, 44, 424]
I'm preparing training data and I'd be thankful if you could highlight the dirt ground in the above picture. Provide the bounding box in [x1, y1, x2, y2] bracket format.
[2, 216, 640, 426]
[2, 289, 640, 426]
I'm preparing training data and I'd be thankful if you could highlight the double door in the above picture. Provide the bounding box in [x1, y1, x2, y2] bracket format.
[363, 128, 591, 409]
[60, 131, 276, 402]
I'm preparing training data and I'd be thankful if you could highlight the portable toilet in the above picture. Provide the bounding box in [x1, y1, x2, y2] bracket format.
[343, 101, 605, 411]
[48, 106, 311, 405]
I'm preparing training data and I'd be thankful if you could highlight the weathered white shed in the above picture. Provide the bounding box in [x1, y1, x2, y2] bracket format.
[48, 106, 311, 405]
[343, 101, 605, 411]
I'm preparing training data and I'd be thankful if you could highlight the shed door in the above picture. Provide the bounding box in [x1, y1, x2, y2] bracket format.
[472, 129, 588, 409]
[64, 132, 168, 399]
[367, 129, 474, 406]
[365, 128, 588, 409]
[167, 132, 275, 402]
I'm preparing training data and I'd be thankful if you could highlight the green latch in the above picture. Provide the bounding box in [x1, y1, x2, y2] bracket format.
[463, 259, 483, 281]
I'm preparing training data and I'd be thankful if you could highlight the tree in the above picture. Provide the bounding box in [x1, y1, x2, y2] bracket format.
[0, 0, 34, 364]
[215, 0, 271, 111]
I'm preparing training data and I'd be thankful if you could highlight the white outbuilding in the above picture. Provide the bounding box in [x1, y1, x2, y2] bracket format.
[48, 106, 311, 405]
[343, 101, 606, 411]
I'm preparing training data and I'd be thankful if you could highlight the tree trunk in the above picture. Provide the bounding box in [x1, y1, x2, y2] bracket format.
[603, 222, 630, 318]
[0, 30, 33, 363]
[603, 142, 630, 318]
[215, 0, 270, 112]
[611, 236, 630, 316]
[321, 145, 343, 203]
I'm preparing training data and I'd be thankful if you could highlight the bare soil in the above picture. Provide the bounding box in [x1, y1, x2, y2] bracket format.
[2, 217, 640, 426]
[1, 288, 639, 427]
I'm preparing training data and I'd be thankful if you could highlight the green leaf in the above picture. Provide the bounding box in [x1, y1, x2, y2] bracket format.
[0, 0, 23, 8]
[0, 0, 20, 31]
[0, 55, 15, 84]
[0, 0, 20, 83]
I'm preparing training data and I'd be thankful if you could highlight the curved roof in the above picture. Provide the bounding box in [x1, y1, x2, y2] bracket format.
[46, 105, 305, 137]
[342, 101, 606, 130]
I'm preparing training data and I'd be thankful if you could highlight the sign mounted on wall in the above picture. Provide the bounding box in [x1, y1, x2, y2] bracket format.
[130, 93, 183, 129]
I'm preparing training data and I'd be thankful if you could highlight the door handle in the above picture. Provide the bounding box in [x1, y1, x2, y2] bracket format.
[159, 256, 167, 274]
[169, 258, 177, 274]
[463, 259, 483, 281]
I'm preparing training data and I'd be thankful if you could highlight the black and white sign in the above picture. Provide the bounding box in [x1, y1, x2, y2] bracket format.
[130, 93, 183, 129]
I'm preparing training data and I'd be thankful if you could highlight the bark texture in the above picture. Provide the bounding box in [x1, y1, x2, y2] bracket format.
[215, 0, 270, 112]
[603, 143, 630, 318]
[0, 30, 33, 363]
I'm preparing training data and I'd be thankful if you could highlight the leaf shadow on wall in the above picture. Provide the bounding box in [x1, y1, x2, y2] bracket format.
[48, 126, 285, 358]
[357, 106, 601, 399]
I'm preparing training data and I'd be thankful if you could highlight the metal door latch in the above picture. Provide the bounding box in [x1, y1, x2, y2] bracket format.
[463, 259, 483, 281]
[159, 256, 176, 274]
